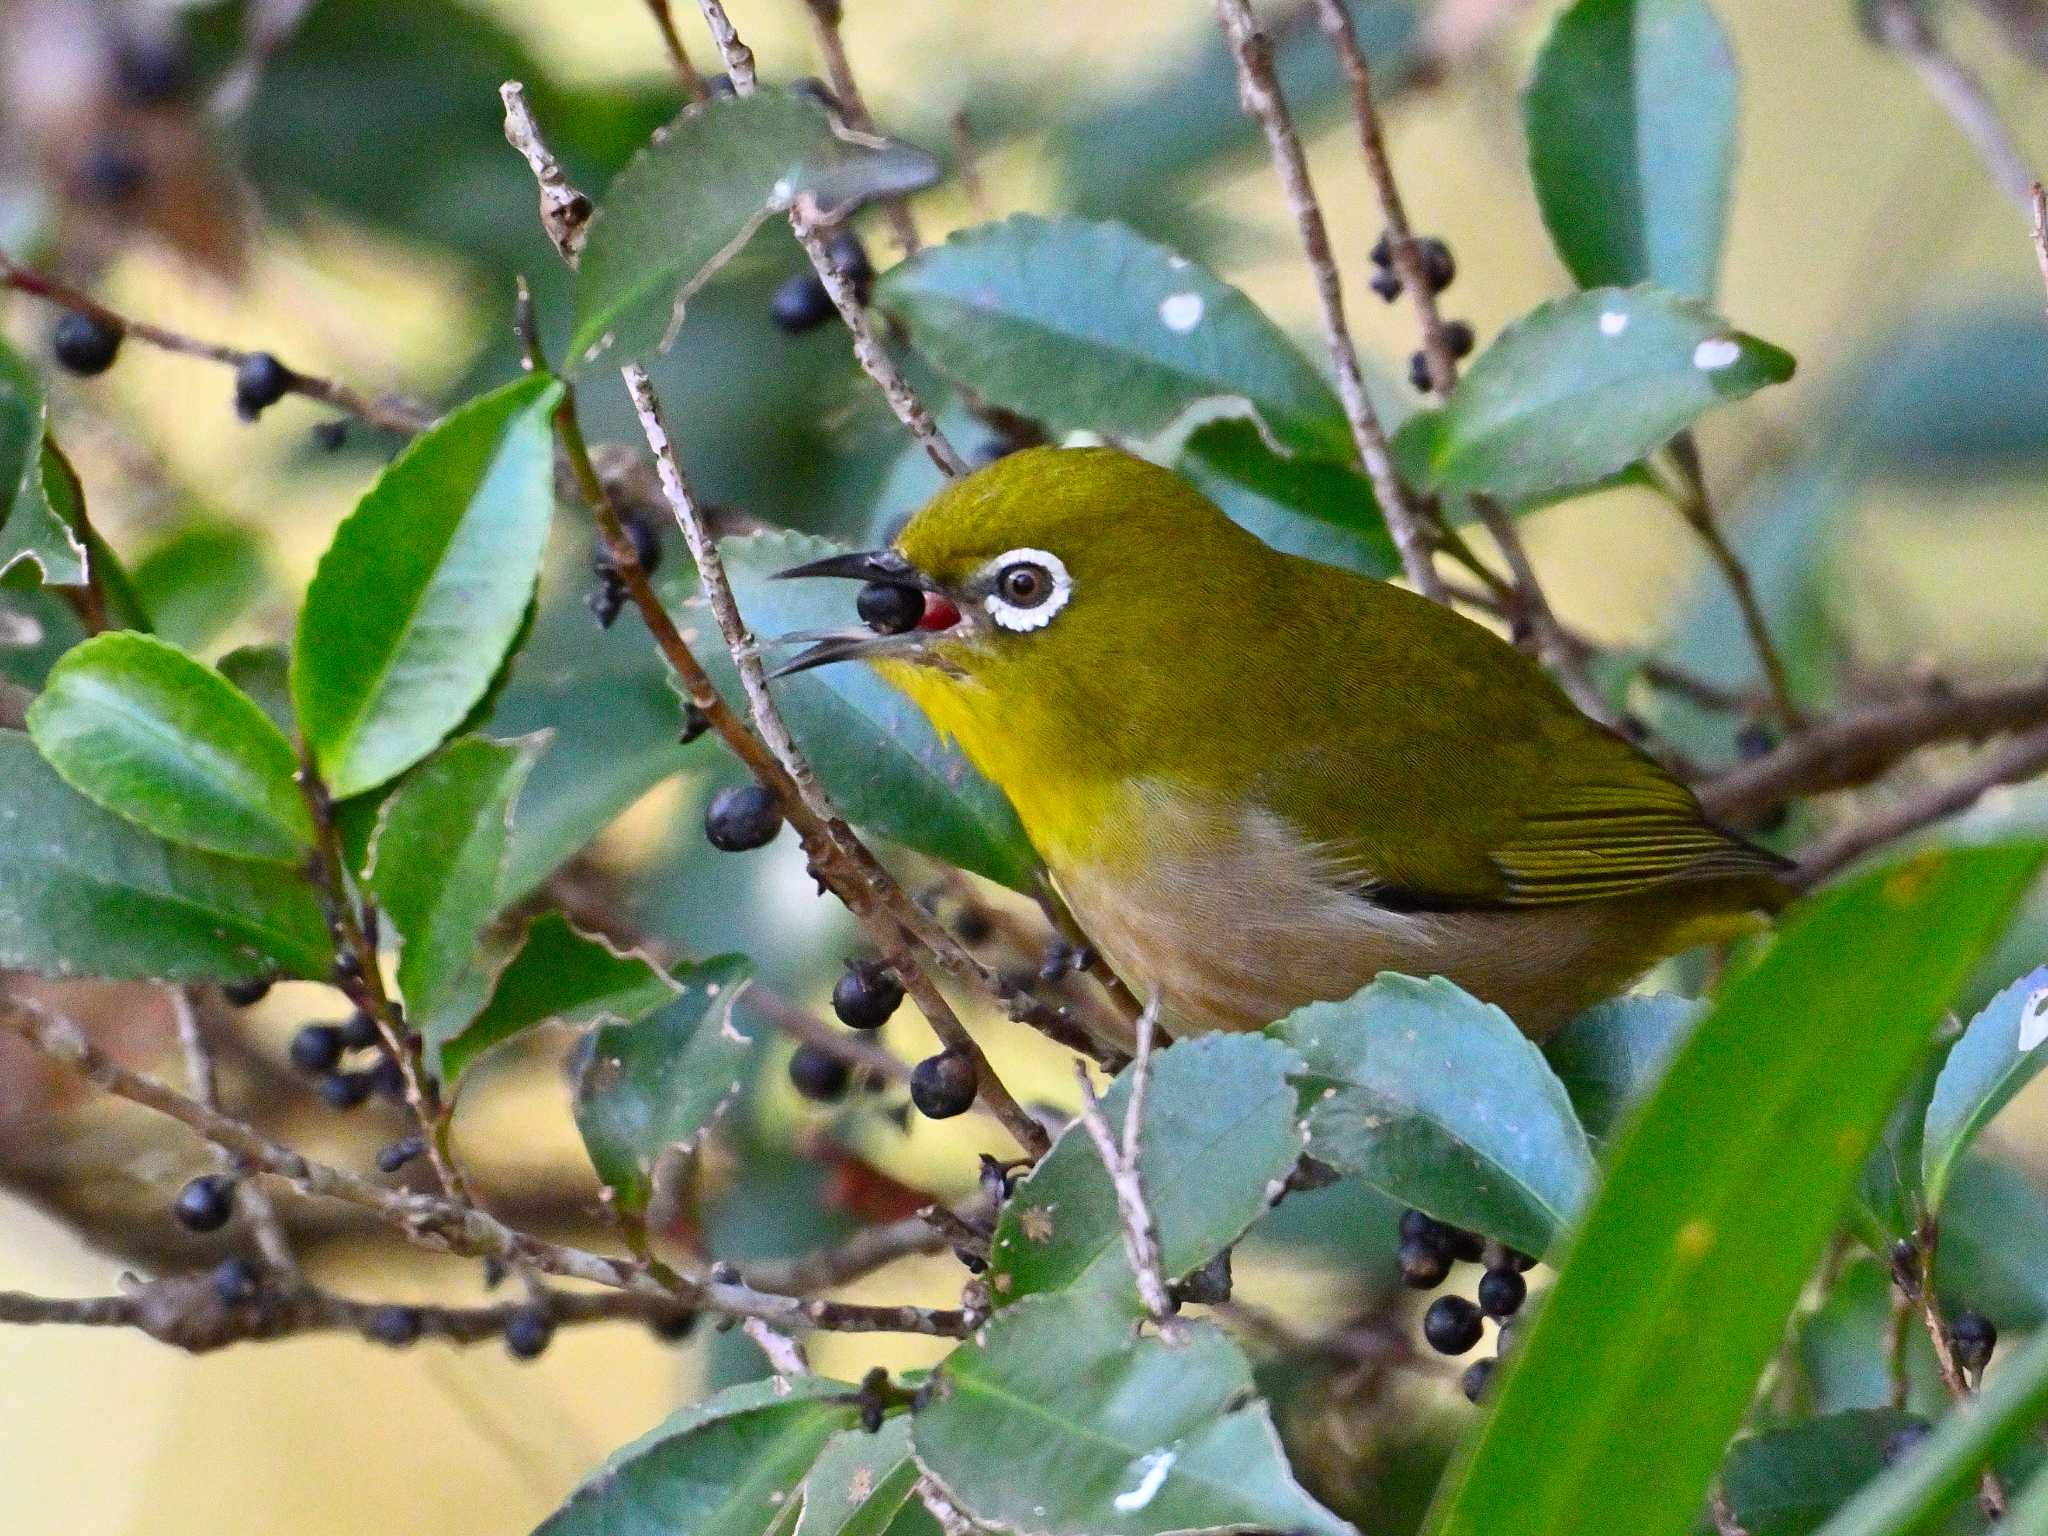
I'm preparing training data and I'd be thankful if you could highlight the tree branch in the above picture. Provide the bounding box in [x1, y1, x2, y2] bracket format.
[799, 0, 921, 256]
[1072, 1000, 1179, 1335]
[172, 987, 298, 1278]
[641, 0, 712, 103]
[1876, 0, 2039, 212]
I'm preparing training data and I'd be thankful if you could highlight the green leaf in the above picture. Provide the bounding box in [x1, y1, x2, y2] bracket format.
[27, 632, 313, 864]
[1721, 1411, 1925, 1536]
[0, 728, 330, 981]
[1410, 286, 1793, 502]
[1272, 974, 1596, 1257]
[1524, 0, 1738, 300]
[1544, 993, 1703, 1143]
[537, 1375, 861, 1536]
[1427, 842, 2047, 1536]
[442, 911, 676, 1083]
[913, 1293, 1352, 1536]
[292, 374, 562, 799]
[988, 1034, 1307, 1309]
[130, 518, 272, 651]
[571, 89, 938, 367]
[1920, 966, 2048, 1211]
[877, 214, 1349, 457]
[218, 644, 295, 733]
[1176, 420, 1400, 577]
[1934, 1156, 2048, 1333]
[1812, 1322, 2048, 1536]
[0, 341, 87, 586]
[367, 735, 541, 1055]
[574, 954, 753, 1214]
[701, 532, 1037, 891]
[793, 1419, 938, 1536]
[1799, 1259, 1946, 1419]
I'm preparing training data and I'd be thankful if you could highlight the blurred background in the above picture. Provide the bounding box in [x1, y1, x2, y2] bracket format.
[1, 0, 2046, 1531]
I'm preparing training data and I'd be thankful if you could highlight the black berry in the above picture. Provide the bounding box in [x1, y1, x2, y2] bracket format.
[115, 36, 191, 107]
[367, 1304, 423, 1347]
[771, 272, 834, 334]
[1735, 720, 1778, 761]
[52, 312, 122, 376]
[288, 1023, 344, 1076]
[312, 418, 349, 452]
[1368, 267, 1402, 303]
[233, 352, 293, 420]
[174, 1174, 236, 1233]
[1460, 1357, 1495, 1403]
[1398, 1235, 1450, 1289]
[1400, 1208, 1445, 1244]
[1408, 351, 1436, 393]
[314, 1070, 372, 1111]
[705, 783, 783, 851]
[1950, 1310, 1997, 1373]
[1481, 1240, 1534, 1273]
[367, 1055, 407, 1102]
[1415, 237, 1456, 293]
[1443, 320, 1476, 359]
[788, 1043, 852, 1103]
[212, 1257, 260, 1305]
[1422, 1295, 1484, 1356]
[954, 905, 994, 946]
[504, 1305, 554, 1360]
[650, 1308, 699, 1341]
[825, 231, 873, 304]
[857, 580, 923, 635]
[1477, 1266, 1526, 1319]
[910, 1050, 977, 1120]
[340, 1008, 381, 1051]
[377, 1136, 427, 1174]
[1370, 232, 1393, 268]
[832, 961, 904, 1030]
[1442, 1226, 1486, 1263]
[222, 977, 272, 1007]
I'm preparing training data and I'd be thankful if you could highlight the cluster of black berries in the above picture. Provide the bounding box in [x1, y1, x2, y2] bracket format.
[282, 1006, 407, 1114]
[588, 514, 663, 628]
[50, 308, 298, 422]
[1366, 234, 1474, 395]
[1399, 1208, 1532, 1401]
[785, 956, 979, 1122]
[771, 231, 874, 334]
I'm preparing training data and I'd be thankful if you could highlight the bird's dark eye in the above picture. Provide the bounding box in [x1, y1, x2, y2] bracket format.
[998, 563, 1050, 607]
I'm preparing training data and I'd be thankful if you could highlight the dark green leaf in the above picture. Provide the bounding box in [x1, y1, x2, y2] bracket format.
[537, 1375, 861, 1536]
[1176, 420, 1399, 577]
[217, 644, 295, 734]
[1799, 1259, 1945, 1419]
[1921, 966, 2048, 1210]
[0, 343, 86, 586]
[1545, 993, 1704, 1143]
[699, 532, 1037, 891]
[988, 1034, 1307, 1309]
[572, 89, 938, 368]
[293, 374, 562, 798]
[574, 955, 753, 1214]
[27, 632, 312, 864]
[1409, 287, 1793, 502]
[913, 1293, 1352, 1536]
[1935, 1156, 2048, 1333]
[130, 519, 272, 651]
[1524, 0, 1738, 299]
[442, 911, 675, 1082]
[0, 728, 330, 981]
[877, 214, 1349, 457]
[1272, 974, 1596, 1257]
[1428, 843, 2046, 1536]
[1721, 1411, 1925, 1536]
[794, 1419, 938, 1536]
[367, 735, 540, 1055]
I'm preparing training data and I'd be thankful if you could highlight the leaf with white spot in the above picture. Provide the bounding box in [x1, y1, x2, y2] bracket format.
[1922, 966, 2048, 1211]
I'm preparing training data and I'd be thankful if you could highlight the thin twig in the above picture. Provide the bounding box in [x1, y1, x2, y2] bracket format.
[743, 1316, 813, 1375]
[740, 1195, 993, 1295]
[1072, 998, 1178, 1335]
[1877, 0, 2038, 212]
[1908, 1226, 2008, 1521]
[172, 988, 298, 1278]
[800, 0, 921, 255]
[1210, 0, 1443, 603]
[208, 0, 316, 122]
[498, 82, 593, 266]
[2031, 183, 2048, 317]
[641, 0, 711, 102]
[0, 256, 434, 434]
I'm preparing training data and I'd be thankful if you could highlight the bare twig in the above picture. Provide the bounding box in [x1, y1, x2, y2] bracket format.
[1709, 1486, 1752, 1536]
[0, 256, 434, 434]
[1072, 999, 1179, 1335]
[1906, 1227, 2008, 1521]
[740, 1195, 993, 1295]
[800, 0, 921, 255]
[2031, 183, 2048, 316]
[641, 0, 711, 102]
[1877, 0, 2039, 211]
[498, 82, 593, 265]
[743, 1316, 813, 1374]
[1209, 0, 1444, 602]
[917, 1477, 984, 1536]
[208, 0, 316, 122]
[1790, 721, 2048, 889]
[172, 988, 298, 1278]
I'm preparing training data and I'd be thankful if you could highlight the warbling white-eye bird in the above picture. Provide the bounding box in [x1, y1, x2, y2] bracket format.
[774, 446, 1793, 1043]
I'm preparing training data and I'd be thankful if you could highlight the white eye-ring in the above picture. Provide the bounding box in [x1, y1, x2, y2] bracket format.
[979, 547, 1071, 633]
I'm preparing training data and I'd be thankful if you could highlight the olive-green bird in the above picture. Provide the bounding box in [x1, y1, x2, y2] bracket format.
[776, 446, 1792, 1042]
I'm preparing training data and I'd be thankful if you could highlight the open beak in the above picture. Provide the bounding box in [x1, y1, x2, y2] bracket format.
[770, 548, 936, 590]
[767, 548, 957, 679]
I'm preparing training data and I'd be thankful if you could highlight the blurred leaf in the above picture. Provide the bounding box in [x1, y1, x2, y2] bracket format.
[129, 519, 271, 652]
[1799, 1259, 1945, 1418]
[1428, 843, 2046, 1536]
[442, 910, 674, 1082]
[40, 444, 149, 631]
[1543, 993, 1703, 1143]
[1812, 1322, 2048, 1536]
[1406, 287, 1793, 502]
[218, 644, 294, 733]
[367, 735, 540, 1054]
[1272, 974, 1596, 1257]
[0, 582, 86, 690]
[699, 532, 1038, 891]
[537, 1374, 860, 1536]
[1921, 965, 2048, 1211]
[913, 1293, 1353, 1536]
[1177, 420, 1399, 577]
[0, 342, 86, 586]
[877, 214, 1349, 457]
[293, 374, 562, 799]
[1849, 307, 2048, 479]
[1524, 0, 1738, 300]
[1934, 1156, 2048, 1333]
[988, 1034, 1307, 1310]
[793, 1419, 938, 1536]
[574, 954, 752, 1214]
[1722, 1411, 1927, 1536]
[573, 89, 938, 368]
[26, 631, 312, 863]
[0, 728, 330, 981]
[1859, 1042, 1946, 1246]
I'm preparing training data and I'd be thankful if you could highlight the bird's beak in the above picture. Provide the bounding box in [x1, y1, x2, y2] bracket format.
[769, 548, 936, 590]
[767, 547, 955, 679]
